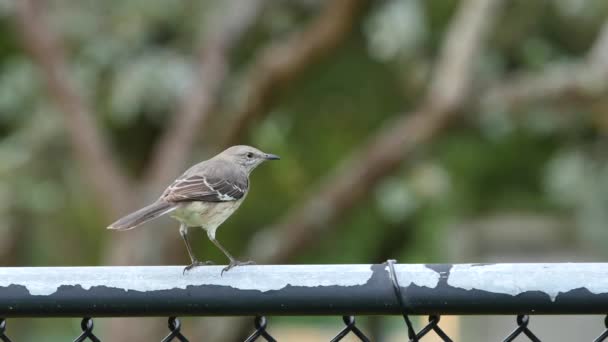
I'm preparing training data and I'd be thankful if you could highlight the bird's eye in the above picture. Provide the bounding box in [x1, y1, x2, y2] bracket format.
[246, 152, 253, 158]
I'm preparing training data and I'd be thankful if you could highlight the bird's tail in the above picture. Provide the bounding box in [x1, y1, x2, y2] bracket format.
[107, 200, 176, 231]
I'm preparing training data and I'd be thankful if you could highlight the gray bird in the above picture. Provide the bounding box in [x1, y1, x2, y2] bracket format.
[107, 145, 280, 274]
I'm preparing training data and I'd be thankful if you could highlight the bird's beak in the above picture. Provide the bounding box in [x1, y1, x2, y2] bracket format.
[264, 153, 280, 160]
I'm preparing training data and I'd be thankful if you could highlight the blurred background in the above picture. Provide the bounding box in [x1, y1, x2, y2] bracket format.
[1, 0, 608, 340]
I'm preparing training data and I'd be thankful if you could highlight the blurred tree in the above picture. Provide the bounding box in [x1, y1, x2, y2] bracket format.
[1, 0, 608, 341]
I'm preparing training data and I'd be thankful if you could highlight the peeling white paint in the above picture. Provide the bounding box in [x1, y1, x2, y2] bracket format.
[388, 264, 441, 289]
[447, 263, 608, 301]
[3, 264, 607, 301]
[0, 265, 375, 296]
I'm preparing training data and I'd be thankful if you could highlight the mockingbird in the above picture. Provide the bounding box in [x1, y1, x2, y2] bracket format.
[107, 145, 279, 274]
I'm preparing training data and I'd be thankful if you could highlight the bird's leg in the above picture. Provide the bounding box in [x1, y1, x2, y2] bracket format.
[180, 224, 214, 274]
[206, 229, 255, 275]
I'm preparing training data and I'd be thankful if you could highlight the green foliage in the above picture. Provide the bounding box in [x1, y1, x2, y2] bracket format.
[2, 0, 608, 338]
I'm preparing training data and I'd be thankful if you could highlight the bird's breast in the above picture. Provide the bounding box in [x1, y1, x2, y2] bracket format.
[171, 200, 243, 229]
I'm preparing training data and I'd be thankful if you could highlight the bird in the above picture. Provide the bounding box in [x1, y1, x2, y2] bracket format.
[107, 145, 280, 274]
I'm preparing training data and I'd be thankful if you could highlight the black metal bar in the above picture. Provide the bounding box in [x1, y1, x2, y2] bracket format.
[1, 264, 608, 317]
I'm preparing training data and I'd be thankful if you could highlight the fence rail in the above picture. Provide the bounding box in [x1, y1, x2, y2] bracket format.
[1, 262, 608, 341]
[2, 262, 608, 317]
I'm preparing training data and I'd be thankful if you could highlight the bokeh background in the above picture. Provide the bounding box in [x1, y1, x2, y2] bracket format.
[2, 0, 608, 340]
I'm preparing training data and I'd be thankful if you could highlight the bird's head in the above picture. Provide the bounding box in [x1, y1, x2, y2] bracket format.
[219, 145, 280, 173]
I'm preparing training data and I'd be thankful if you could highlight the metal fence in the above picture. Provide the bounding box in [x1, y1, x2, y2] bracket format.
[1, 260, 608, 341]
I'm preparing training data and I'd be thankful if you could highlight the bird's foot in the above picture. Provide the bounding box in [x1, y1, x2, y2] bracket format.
[183, 260, 215, 274]
[221, 260, 256, 276]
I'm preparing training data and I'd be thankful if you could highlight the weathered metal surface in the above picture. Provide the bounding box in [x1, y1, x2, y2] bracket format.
[0, 263, 607, 317]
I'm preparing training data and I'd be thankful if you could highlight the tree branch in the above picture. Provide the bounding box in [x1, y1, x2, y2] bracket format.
[99, 0, 265, 270]
[427, 0, 499, 112]
[143, 0, 266, 192]
[247, 0, 503, 264]
[13, 0, 132, 217]
[480, 19, 608, 111]
[589, 20, 608, 69]
[102, 3, 265, 341]
[221, 0, 368, 147]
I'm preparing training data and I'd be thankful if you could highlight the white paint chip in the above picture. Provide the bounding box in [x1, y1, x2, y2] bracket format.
[447, 263, 608, 301]
[388, 264, 441, 289]
[0, 265, 375, 296]
[4, 263, 606, 301]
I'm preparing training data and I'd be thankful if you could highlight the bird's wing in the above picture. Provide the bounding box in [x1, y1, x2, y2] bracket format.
[162, 173, 248, 203]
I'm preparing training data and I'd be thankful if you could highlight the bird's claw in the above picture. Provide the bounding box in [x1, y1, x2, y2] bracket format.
[221, 260, 256, 276]
[183, 260, 215, 274]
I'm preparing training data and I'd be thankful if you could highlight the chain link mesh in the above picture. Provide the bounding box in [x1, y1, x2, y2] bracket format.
[73, 317, 100, 342]
[161, 317, 189, 342]
[0, 319, 12, 342]
[502, 315, 541, 341]
[593, 315, 608, 342]
[330, 316, 371, 341]
[411, 315, 453, 342]
[244, 316, 277, 342]
[0, 313, 608, 340]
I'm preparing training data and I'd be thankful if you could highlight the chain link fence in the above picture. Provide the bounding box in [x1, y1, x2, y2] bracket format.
[1, 260, 608, 341]
[2, 314, 608, 341]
